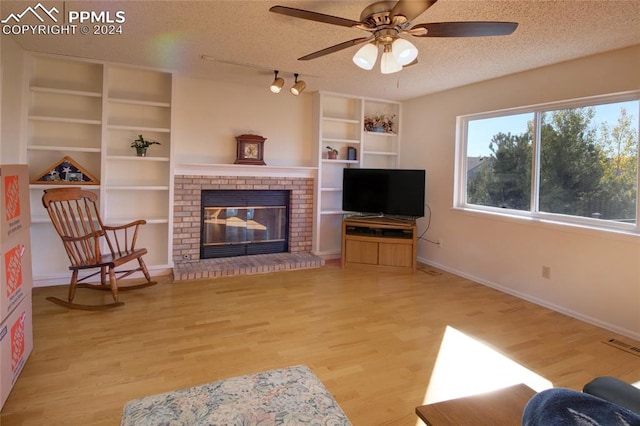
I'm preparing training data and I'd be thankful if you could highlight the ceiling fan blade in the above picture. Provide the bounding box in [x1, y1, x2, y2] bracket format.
[298, 37, 373, 61]
[269, 5, 362, 28]
[411, 21, 518, 37]
[390, 0, 438, 22]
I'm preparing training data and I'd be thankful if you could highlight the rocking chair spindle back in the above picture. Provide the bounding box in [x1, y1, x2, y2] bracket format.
[42, 187, 157, 310]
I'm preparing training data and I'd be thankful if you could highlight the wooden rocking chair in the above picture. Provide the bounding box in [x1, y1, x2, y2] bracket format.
[42, 187, 157, 310]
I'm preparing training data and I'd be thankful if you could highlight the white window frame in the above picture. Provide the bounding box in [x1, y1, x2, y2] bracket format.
[455, 91, 640, 235]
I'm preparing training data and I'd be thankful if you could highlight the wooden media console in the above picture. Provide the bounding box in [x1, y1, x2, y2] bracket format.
[341, 216, 417, 271]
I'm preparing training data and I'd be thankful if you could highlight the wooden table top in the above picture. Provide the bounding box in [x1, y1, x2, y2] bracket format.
[416, 383, 537, 425]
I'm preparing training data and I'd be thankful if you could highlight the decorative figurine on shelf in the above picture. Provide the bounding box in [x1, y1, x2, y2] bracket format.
[30, 156, 99, 185]
[131, 134, 161, 157]
[364, 113, 396, 133]
[326, 146, 338, 159]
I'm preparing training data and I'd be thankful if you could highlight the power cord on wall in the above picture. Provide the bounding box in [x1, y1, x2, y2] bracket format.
[417, 203, 440, 247]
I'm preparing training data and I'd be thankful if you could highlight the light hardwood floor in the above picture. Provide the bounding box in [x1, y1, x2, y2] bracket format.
[2, 262, 639, 425]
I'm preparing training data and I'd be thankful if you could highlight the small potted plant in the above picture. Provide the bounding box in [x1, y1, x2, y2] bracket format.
[131, 134, 161, 157]
[326, 146, 338, 159]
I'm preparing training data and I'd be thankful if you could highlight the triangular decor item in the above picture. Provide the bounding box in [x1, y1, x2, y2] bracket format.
[31, 156, 99, 185]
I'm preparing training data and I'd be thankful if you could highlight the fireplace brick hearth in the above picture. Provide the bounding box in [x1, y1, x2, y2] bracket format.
[172, 174, 322, 280]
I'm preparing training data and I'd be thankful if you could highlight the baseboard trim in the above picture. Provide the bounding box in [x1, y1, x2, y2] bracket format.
[33, 266, 173, 288]
[417, 256, 640, 342]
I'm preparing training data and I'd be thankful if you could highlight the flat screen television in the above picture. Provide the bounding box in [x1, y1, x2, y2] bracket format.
[342, 168, 426, 218]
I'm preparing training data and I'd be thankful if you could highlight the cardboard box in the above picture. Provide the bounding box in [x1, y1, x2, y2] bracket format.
[0, 296, 33, 409]
[0, 165, 30, 245]
[1, 231, 32, 321]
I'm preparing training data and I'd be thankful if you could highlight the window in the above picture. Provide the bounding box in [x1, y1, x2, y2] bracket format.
[458, 93, 640, 231]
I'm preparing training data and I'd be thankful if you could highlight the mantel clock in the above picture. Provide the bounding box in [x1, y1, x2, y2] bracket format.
[234, 134, 266, 165]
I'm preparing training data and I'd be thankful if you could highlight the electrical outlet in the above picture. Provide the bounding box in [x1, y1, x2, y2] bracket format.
[542, 265, 551, 279]
[182, 254, 190, 260]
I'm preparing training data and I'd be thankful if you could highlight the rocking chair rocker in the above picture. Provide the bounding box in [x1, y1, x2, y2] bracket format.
[42, 187, 157, 310]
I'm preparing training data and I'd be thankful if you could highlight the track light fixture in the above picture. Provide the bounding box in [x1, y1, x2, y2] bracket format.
[270, 70, 285, 93]
[290, 73, 306, 96]
[268, 70, 307, 95]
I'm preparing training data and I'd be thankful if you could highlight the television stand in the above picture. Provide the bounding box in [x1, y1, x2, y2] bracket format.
[341, 216, 417, 271]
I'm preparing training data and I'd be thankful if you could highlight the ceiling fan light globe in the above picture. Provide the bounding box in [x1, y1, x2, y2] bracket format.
[352, 43, 378, 70]
[380, 51, 402, 74]
[270, 77, 285, 93]
[392, 38, 418, 66]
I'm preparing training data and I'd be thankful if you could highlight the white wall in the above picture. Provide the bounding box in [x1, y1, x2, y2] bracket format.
[172, 76, 313, 166]
[1, 37, 24, 163]
[402, 45, 640, 339]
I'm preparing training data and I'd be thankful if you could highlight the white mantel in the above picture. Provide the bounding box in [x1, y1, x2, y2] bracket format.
[174, 163, 317, 178]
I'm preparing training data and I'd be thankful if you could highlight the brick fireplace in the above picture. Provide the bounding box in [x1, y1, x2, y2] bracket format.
[172, 167, 322, 280]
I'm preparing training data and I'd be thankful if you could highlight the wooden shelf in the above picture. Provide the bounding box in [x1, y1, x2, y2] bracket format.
[29, 184, 100, 190]
[107, 124, 171, 132]
[363, 150, 399, 156]
[323, 116, 360, 124]
[104, 217, 168, 225]
[30, 86, 102, 98]
[364, 130, 398, 136]
[28, 145, 102, 153]
[322, 138, 361, 144]
[106, 155, 169, 162]
[321, 159, 358, 164]
[106, 186, 170, 191]
[29, 115, 101, 125]
[108, 97, 171, 108]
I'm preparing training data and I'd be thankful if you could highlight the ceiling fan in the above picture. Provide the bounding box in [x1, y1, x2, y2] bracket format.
[269, 0, 518, 74]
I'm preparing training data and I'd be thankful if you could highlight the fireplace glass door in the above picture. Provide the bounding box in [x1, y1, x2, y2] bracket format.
[200, 189, 290, 259]
[202, 206, 287, 247]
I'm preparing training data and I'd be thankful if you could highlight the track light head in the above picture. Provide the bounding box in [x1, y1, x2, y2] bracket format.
[290, 73, 306, 96]
[270, 70, 285, 93]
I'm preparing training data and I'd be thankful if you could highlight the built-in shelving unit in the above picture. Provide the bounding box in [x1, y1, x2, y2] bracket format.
[312, 91, 401, 257]
[24, 53, 173, 284]
[104, 65, 172, 268]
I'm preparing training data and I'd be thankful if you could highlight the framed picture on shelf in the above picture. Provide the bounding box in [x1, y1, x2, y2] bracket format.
[347, 147, 357, 161]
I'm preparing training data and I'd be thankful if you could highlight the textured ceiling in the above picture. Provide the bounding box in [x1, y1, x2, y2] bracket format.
[2, 0, 640, 101]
